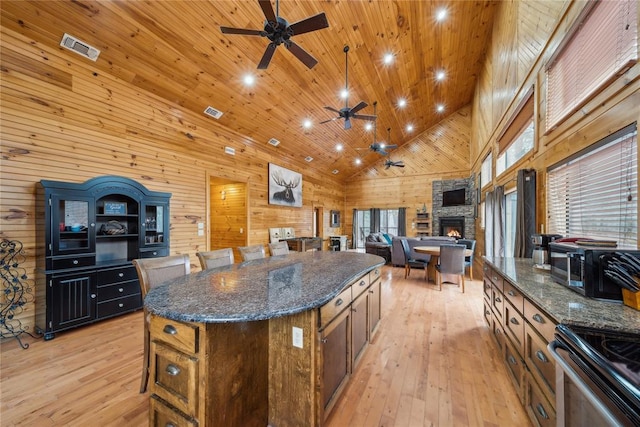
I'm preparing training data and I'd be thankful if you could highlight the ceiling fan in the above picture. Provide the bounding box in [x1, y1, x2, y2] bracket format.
[219, 0, 329, 69]
[320, 45, 377, 130]
[355, 102, 397, 155]
[383, 128, 404, 169]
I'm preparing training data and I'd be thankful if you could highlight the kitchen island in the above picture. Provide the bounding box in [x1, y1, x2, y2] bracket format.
[145, 251, 385, 427]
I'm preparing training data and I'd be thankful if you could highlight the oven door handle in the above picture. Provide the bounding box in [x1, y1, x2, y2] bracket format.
[548, 341, 624, 427]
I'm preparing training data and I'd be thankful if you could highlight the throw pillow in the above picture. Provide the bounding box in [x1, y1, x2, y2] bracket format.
[382, 233, 392, 245]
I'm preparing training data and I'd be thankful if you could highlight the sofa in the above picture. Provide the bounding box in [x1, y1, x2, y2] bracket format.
[365, 232, 393, 263]
[391, 236, 457, 267]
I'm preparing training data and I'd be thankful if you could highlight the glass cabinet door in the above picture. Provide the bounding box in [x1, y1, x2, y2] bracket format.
[141, 202, 167, 247]
[51, 194, 95, 255]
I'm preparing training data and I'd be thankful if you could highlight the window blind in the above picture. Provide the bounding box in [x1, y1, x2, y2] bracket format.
[545, 0, 638, 132]
[547, 123, 638, 247]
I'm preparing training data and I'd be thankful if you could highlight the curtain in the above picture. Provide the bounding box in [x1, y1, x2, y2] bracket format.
[485, 186, 505, 257]
[514, 169, 536, 257]
[398, 208, 406, 236]
[370, 208, 380, 233]
[351, 209, 357, 249]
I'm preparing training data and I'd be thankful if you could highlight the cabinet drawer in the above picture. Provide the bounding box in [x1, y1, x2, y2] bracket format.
[503, 280, 524, 314]
[504, 299, 525, 355]
[150, 314, 200, 355]
[525, 323, 556, 400]
[526, 373, 556, 427]
[351, 275, 370, 299]
[97, 280, 141, 301]
[369, 267, 381, 283]
[97, 265, 138, 285]
[504, 339, 525, 404]
[485, 264, 503, 291]
[149, 395, 197, 427]
[491, 314, 506, 353]
[49, 255, 95, 270]
[320, 287, 352, 328]
[483, 277, 492, 300]
[524, 299, 556, 343]
[139, 248, 170, 258]
[483, 298, 492, 327]
[96, 293, 141, 318]
[150, 342, 198, 417]
[491, 285, 504, 323]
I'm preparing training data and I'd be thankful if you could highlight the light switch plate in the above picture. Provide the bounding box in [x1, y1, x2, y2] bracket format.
[292, 326, 303, 348]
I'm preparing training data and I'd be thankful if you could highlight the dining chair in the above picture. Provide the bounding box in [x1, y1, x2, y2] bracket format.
[457, 238, 476, 280]
[133, 254, 191, 393]
[268, 241, 290, 256]
[400, 238, 429, 279]
[435, 244, 467, 292]
[196, 248, 234, 270]
[238, 244, 266, 261]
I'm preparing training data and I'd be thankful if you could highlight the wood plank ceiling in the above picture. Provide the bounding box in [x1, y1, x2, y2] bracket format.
[1, 0, 498, 181]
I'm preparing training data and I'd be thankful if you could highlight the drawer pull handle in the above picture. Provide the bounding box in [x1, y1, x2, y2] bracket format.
[485, 310, 490, 315]
[91, 293, 96, 299]
[152, 251, 158, 256]
[535, 350, 548, 363]
[510, 317, 519, 325]
[118, 303, 124, 308]
[359, 280, 366, 287]
[507, 290, 516, 297]
[321, 338, 328, 343]
[369, 289, 374, 294]
[118, 288, 124, 293]
[532, 313, 545, 324]
[375, 269, 379, 275]
[335, 298, 344, 307]
[352, 307, 357, 312]
[495, 297, 502, 303]
[166, 364, 181, 376]
[73, 259, 79, 265]
[163, 325, 178, 335]
[536, 403, 549, 419]
[508, 355, 517, 365]
[118, 272, 124, 277]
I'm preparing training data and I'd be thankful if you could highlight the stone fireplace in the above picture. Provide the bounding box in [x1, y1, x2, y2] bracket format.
[439, 216, 465, 238]
[432, 176, 476, 239]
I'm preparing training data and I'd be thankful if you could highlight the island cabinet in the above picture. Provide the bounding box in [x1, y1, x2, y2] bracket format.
[483, 262, 557, 427]
[35, 176, 170, 340]
[147, 263, 383, 427]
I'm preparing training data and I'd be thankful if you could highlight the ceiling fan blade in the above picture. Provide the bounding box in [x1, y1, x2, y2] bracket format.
[396, 163, 405, 167]
[257, 43, 277, 69]
[385, 164, 391, 170]
[324, 106, 341, 114]
[220, 27, 265, 36]
[319, 117, 339, 124]
[288, 12, 329, 36]
[352, 114, 377, 121]
[344, 118, 352, 130]
[285, 40, 318, 69]
[258, 0, 278, 23]
[349, 101, 368, 115]
[385, 144, 398, 150]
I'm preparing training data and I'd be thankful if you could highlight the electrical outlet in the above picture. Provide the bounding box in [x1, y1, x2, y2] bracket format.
[292, 327, 303, 348]
[198, 230, 204, 236]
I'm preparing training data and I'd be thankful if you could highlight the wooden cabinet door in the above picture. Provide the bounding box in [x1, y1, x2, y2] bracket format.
[351, 291, 368, 368]
[49, 270, 96, 337]
[368, 280, 381, 338]
[321, 308, 351, 414]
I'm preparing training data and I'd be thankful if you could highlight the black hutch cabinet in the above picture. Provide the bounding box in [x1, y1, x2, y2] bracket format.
[36, 176, 171, 340]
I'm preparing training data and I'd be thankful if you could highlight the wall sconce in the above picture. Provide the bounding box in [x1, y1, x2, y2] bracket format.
[221, 190, 226, 200]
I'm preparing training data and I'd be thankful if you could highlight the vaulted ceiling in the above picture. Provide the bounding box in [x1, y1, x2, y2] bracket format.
[1, 0, 498, 180]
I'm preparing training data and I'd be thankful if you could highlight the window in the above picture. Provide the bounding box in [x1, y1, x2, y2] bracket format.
[497, 89, 535, 176]
[497, 122, 534, 176]
[547, 123, 637, 247]
[379, 209, 399, 236]
[546, 0, 638, 132]
[480, 153, 493, 188]
[354, 208, 399, 248]
[355, 210, 371, 248]
[504, 190, 518, 256]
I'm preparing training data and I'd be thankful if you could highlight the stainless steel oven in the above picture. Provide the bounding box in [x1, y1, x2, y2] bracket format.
[548, 324, 640, 426]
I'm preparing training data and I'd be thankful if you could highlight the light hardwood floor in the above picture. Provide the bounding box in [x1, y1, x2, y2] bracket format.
[0, 265, 530, 426]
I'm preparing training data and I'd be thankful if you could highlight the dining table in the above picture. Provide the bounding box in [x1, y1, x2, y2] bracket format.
[414, 245, 473, 282]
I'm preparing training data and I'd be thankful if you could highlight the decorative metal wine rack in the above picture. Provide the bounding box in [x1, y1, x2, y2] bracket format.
[1, 239, 40, 349]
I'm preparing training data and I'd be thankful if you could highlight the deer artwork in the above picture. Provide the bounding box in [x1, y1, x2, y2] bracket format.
[271, 170, 301, 205]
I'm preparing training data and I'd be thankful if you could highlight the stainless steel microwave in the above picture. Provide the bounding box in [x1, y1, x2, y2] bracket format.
[548, 242, 640, 301]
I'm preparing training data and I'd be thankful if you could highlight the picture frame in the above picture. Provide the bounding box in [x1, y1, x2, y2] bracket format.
[268, 163, 302, 207]
[330, 210, 340, 227]
[104, 202, 127, 215]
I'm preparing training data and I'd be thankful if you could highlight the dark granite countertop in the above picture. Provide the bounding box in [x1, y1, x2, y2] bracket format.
[145, 251, 385, 323]
[484, 256, 640, 334]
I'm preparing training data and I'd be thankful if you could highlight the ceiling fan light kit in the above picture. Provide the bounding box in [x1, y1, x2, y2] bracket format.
[220, 0, 329, 69]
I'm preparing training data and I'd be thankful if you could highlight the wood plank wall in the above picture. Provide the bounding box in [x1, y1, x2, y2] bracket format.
[0, 25, 345, 333]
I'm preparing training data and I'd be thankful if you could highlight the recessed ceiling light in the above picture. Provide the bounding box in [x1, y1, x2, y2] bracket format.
[340, 88, 349, 99]
[406, 124, 414, 132]
[332, 169, 339, 175]
[365, 123, 373, 131]
[436, 8, 447, 21]
[436, 104, 445, 113]
[435, 70, 446, 81]
[303, 119, 312, 129]
[355, 158, 362, 165]
[383, 53, 394, 65]
[305, 156, 313, 162]
[268, 138, 280, 146]
[336, 143, 343, 151]
[397, 98, 407, 108]
[243, 74, 255, 86]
